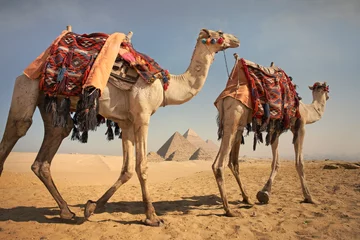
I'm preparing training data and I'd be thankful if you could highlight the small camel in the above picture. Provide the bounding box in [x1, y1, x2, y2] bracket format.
[0, 29, 239, 225]
[213, 67, 329, 216]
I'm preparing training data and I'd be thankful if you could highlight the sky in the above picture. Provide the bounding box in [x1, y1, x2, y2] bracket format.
[0, 0, 359, 160]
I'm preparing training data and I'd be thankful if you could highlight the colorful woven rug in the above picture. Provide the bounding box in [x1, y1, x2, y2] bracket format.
[119, 42, 170, 90]
[39, 32, 109, 97]
[240, 58, 301, 150]
[25, 30, 171, 143]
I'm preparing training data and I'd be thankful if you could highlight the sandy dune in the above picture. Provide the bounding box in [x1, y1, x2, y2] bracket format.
[0, 152, 359, 239]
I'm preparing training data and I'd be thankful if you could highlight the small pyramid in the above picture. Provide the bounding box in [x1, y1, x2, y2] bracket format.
[183, 128, 199, 138]
[166, 151, 189, 161]
[189, 147, 213, 161]
[147, 151, 164, 162]
[157, 131, 197, 159]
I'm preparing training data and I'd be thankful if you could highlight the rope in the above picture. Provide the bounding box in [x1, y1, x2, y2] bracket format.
[222, 50, 230, 78]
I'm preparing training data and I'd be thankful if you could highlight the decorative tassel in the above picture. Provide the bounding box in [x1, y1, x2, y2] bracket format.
[265, 132, 271, 146]
[57, 66, 66, 82]
[114, 123, 120, 136]
[97, 114, 106, 126]
[246, 123, 251, 136]
[45, 95, 56, 113]
[80, 131, 88, 143]
[163, 82, 169, 91]
[57, 75, 68, 94]
[241, 135, 245, 145]
[56, 97, 71, 127]
[71, 125, 80, 141]
[258, 132, 263, 143]
[253, 133, 257, 151]
[105, 120, 114, 141]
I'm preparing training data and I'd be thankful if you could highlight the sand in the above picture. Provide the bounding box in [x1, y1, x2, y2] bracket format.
[0, 152, 359, 240]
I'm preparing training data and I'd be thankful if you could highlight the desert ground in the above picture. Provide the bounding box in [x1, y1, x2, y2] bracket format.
[0, 152, 359, 240]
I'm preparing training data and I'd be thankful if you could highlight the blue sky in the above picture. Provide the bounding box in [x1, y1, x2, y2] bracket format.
[0, 0, 359, 160]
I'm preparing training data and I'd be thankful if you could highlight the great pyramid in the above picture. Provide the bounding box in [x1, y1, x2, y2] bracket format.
[189, 147, 213, 161]
[157, 131, 197, 160]
[183, 129, 219, 156]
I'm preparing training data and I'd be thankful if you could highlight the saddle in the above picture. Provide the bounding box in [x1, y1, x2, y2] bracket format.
[31, 30, 170, 143]
[242, 59, 280, 75]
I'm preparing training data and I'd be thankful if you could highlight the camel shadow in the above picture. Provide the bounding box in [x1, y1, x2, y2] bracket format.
[88, 194, 224, 216]
[0, 194, 252, 225]
[0, 206, 85, 224]
[77, 194, 252, 217]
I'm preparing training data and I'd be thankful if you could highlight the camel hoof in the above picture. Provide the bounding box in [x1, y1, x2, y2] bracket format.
[60, 210, 76, 220]
[84, 200, 97, 220]
[225, 210, 242, 217]
[256, 191, 270, 204]
[144, 218, 164, 227]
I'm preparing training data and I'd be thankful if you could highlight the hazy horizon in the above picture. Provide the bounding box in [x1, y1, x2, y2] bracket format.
[0, 0, 359, 161]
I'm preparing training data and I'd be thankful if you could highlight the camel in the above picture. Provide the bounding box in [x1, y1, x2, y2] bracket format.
[213, 63, 329, 216]
[0, 28, 240, 225]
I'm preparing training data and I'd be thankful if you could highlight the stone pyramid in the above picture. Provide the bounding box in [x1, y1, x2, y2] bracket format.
[157, 131, 197, 160]
[166, 150, 189, 161]
[183, 128, 208, 149]
[147, 151, 164, 162]
[189, 147, 213, 161]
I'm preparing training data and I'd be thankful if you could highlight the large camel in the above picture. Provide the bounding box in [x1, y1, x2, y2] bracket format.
[0, 29, 240, 225]
[213, 64, 329, 216]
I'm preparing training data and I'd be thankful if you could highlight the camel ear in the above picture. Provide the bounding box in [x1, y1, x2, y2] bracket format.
[308, 85, 314, 90]
[199, 28, 210, 38]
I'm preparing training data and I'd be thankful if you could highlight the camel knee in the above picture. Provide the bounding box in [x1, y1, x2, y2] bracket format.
[212, 164, 224, 181]
[31, 161, 41, 176]
[39, 162, 51, 178]
[120, 169, 134, 183]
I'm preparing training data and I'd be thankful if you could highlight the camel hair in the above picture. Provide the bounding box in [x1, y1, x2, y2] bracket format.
[213, 65, 329, 217]
[0, 28, 240, 226]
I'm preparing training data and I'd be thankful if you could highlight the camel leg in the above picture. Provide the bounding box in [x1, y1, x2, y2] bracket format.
[134, 114, 163, 226]
[0, 75, 39, 175]
[212, 112, 240, 217]
[294, 126, 315, 203]
[228, 130, 253, 204]
[257, 137, 280, 204]
[31, 103, 75, 219]
[84, 127, 135, 219]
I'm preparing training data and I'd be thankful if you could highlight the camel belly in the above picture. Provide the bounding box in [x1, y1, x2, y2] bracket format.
[98, 84, 133, 127]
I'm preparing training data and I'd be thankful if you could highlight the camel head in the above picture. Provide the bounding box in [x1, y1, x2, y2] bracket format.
[197, 29, 240, 53]
[309, 82, 330, 101]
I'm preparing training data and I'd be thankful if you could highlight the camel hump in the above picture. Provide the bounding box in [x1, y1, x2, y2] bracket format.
[242, 59, 280, 75]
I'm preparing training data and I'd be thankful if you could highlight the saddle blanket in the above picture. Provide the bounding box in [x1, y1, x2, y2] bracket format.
[215, 57, 301, 149]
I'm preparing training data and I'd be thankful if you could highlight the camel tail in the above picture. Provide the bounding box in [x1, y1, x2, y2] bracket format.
[216, 100, 224, 140]
[0, 74, 39, 175]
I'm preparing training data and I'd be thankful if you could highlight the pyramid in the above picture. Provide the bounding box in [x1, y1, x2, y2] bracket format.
[189, 147, 213, 161]
[183, 128, 209, 150]
[157, 131, 197, 160]
[166, 151, 190, 161]
[147, 151, 164, 162]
